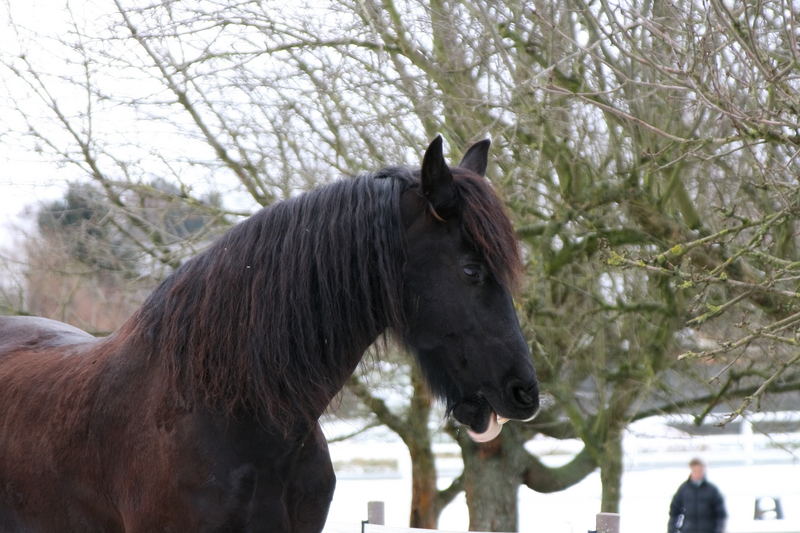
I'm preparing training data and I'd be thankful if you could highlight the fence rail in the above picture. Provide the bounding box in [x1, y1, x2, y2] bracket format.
[364, 527, 511, 533]
[357, 501, 800, 533]
[360, 502, 620, 533]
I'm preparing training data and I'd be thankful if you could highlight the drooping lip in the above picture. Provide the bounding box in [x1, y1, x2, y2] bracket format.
[453, 396, 539, 443]
[466, 411, 503, 442]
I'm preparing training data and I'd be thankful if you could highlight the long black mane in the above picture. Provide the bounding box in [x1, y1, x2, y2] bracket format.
[129, 174, 408, 429]
[125, 167, 520, 430]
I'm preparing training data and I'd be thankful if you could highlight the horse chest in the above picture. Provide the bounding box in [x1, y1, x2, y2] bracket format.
[113, 418, 334, 532]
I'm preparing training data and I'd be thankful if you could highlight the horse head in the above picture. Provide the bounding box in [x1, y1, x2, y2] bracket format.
[400, 136, 539, 442]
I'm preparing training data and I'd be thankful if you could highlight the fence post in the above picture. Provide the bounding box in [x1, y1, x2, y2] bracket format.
[596, 512, 620, 533]
[367, 501, 385, 525]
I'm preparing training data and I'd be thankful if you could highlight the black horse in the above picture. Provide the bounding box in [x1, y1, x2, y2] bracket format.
[0, 136, 538, 532]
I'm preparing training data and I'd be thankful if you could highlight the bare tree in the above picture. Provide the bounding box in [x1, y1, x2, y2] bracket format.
[3, 0, 800, 530]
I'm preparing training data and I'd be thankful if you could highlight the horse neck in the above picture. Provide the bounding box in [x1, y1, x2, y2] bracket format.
[128, 179, 404, 429]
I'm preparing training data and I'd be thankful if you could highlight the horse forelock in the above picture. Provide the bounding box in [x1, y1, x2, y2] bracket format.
[453, 171, 522, 290]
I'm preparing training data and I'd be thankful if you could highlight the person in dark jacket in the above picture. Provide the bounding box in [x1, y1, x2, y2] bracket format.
[668, 458, 727, 533]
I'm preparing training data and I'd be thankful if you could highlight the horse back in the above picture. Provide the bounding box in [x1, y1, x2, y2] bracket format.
[0, 315, 96, 354]
[0, 316, 101, 427]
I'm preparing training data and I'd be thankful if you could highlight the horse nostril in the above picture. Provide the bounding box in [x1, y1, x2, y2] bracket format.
[511, 385, 538, 408]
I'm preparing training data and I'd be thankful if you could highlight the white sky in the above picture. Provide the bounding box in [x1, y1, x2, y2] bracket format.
[1, 0, 288, 254]
[0, 162, 67, 249]
[0, 1, 86, 248]
[0, 0, 232, 250]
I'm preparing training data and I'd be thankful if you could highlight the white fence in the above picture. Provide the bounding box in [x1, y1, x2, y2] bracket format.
[358, 501, 800, 533]
[361, 520, 800, 533]
[728, 525, 800, 533]
[360, 502, 620, 533]
[364, 527, 508, 533]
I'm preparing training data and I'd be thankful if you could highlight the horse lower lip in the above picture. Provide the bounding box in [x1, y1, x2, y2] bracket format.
[466, 411, 502, 442]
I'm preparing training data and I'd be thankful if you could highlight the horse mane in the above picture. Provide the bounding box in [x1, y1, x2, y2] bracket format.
[122, 167, 520, 431]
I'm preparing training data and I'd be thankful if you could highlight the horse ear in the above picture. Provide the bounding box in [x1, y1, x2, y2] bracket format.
[421, 135, 456, 212]
[458, 139, 491, 177]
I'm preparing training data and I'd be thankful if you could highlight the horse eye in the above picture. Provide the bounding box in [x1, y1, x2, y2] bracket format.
[462, 265, 483, 281]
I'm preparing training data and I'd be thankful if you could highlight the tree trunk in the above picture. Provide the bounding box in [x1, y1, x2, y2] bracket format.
[599, 425, 624, 513]
[460, 430, 521, 532]
[408, 441, 438, 528]
[406, 364, 440, 528]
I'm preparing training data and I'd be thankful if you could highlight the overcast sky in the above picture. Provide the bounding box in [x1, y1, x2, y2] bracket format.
[0, 0, 261, 250]
[1, 1, 80, 248]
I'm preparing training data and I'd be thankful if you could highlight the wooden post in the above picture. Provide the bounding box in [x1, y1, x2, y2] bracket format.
[596, 512, 620, 533]
[367, 501, 385, 525]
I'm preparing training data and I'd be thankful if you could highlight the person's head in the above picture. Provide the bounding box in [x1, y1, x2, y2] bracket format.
[689, 457, 706, 481]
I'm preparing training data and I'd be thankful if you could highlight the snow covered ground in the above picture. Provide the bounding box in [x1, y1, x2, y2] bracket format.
[324, 463, 800, 533]
[321, 415, 800, 533]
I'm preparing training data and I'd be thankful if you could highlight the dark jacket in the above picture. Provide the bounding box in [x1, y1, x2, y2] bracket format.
[668, 477, 726, 533]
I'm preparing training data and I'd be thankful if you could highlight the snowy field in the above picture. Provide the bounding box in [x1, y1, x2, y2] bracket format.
[321, 416, 800, 533]
[324, 463, 800, 533]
